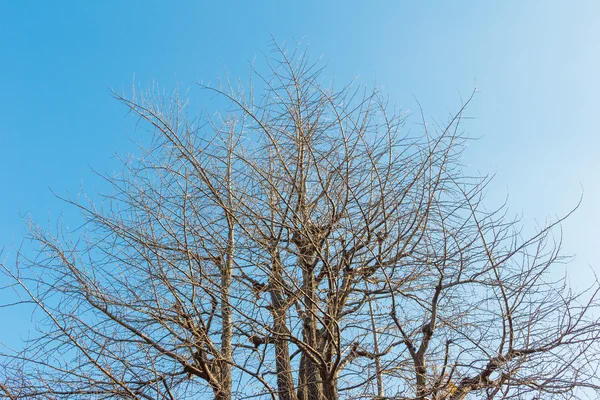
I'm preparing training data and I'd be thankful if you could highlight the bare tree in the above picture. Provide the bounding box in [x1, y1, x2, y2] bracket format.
[2, 42, 600, 400]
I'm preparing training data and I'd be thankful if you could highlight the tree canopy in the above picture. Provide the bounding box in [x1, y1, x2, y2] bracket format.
[2, 44, 599, 400]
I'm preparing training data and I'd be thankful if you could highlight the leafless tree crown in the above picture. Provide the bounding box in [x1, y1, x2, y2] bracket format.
[2, 43, 599, 400]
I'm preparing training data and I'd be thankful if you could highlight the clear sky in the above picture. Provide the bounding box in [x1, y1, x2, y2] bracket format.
[1, 1, 598, 311]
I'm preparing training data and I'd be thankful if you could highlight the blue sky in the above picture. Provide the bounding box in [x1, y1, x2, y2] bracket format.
[1, 0, 598, 311]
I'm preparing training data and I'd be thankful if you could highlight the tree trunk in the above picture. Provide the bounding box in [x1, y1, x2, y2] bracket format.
[321, 369, 338, 400]
[301, 261, 324, 400]
[415, 363, 427, 400]
[270, 252, 298, 400]
[218, 222, 234, 400]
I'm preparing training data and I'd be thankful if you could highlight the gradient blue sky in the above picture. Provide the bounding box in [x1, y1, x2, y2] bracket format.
[1, 1, 598, 301]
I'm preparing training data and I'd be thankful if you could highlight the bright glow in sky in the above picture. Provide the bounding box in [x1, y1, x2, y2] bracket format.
[1, 1, 598, 320]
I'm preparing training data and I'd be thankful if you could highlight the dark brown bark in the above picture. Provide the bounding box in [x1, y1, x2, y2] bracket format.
[270, 251, 298, 400]
[299, 249, 324, 400]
